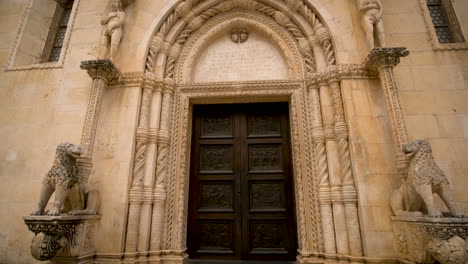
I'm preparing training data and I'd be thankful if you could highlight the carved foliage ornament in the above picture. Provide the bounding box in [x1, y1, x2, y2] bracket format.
[365, 47, 409, 69]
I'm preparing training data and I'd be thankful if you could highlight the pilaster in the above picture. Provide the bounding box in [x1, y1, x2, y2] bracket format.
[365, 47, 410, 173]
[78, 59, 121, 183]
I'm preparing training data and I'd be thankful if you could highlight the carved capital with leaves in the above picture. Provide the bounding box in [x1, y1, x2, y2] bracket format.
[365, 47, 409, 69]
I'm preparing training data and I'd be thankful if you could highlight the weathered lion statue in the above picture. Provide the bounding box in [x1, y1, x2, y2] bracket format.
[391, 140, 464, 218]
[31, 142, 100, 216]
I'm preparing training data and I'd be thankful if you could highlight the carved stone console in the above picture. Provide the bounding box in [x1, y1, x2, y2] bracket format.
[23, 215, 100, 263]
[392, 216, 468, 264]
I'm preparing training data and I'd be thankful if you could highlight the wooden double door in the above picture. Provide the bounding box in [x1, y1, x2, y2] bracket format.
[187, 103, 297, 262]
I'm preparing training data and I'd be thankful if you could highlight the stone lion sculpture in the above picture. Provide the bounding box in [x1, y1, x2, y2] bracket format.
[31, 142, 100, 216]
[391, 140, 464, 218]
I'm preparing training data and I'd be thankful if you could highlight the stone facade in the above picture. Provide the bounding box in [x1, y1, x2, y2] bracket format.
[0, 0, 467, 263]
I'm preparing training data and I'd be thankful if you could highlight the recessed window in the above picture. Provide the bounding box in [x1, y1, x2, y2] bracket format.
[6, 0, 78, 70]
[42, 1, 74, 62]
[426, 0, 465, 43]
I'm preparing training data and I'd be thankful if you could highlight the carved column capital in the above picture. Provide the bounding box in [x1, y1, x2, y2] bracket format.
[325, 65, 340, 83]
[141, 72, 157, 91]
[80, 59, 121, 84]
[365, 47, 409, 69]
[305, 73, 320, 89]
[163, 78, 176, 94]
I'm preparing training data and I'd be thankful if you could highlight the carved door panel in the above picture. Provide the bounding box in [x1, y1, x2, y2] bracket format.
[188, 103, 297, 262]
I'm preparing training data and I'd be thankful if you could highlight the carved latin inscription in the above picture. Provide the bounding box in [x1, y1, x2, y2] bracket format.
[193, 33, 288, 82]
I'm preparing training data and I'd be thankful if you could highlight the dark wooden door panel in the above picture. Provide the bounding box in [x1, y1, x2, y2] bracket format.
[188, 103, 297, 261]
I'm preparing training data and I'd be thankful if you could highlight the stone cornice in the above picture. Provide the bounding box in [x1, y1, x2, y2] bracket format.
[114, 64, 378, 91]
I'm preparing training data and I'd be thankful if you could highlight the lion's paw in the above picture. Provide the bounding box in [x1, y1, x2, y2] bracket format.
[46, 208, 62, 216]
[428, 209, 443, 218]
[451, 209, 465, 218]
[30, 209, 44, 216]
[406, 211, 423, 217]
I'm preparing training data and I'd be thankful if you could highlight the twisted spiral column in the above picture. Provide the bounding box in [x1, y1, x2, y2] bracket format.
[307, 81, 336, 254]
[124, 74, 156, 260]
[328, 68, 363, 256]
[149, 80, 174, 261]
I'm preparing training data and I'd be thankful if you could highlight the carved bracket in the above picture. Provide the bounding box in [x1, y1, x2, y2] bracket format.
[392, 216, 468, 264]
[23, 215, 100, 262]
[80, 59, 121, 85]
[364, 47, 409, 69]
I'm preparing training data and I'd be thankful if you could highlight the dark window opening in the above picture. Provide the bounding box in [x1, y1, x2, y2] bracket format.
[426, 0, 465, 43]
[42, 0, 74, 62]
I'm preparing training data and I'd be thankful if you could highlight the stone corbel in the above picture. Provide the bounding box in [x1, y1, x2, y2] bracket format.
[23, 215, 100, 262]
[392, 216, 468, 264]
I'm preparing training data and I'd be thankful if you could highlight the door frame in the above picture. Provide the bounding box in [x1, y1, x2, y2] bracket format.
[163, 80, 318, 261]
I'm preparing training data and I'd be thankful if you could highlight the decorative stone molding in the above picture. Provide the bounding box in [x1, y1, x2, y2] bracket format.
[392, 216, 468, 264]
[23, 215, 99, 262]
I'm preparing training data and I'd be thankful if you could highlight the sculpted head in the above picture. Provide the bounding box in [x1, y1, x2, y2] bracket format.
[112, 0, 122, 11]
[402, 140, 432, 157]
[56, 142, 82, 159]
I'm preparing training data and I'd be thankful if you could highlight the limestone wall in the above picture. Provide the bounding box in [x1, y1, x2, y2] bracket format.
[0, 0, 466, 263]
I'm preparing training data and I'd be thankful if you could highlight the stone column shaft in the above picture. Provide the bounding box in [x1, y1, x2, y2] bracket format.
[79, 59, 120, 183]
[137, 82, 163, 257]
[308, 84, 336, 254]
[125, 73, 156, 257]
[327, 67, 363, 256]
[319, 82, 350, 255]
[365, 47, 410, 172]
[150, 80, 174, 255]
